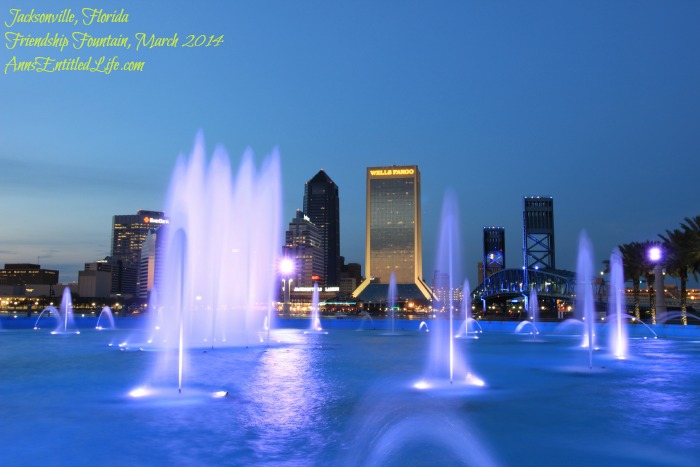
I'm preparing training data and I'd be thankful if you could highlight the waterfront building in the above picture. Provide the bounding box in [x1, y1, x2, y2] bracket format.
[0, 263, 59, 287]
[137, 229, 166, 299]
[339, 257, 363, 295]
[353, 165, 432, 302]
[110, 210, 168, 295]
[303, 170, 341, 286]
[0, 263, 59, 297]
[283, 210, 324, 288]
[78, 260, 113, 298]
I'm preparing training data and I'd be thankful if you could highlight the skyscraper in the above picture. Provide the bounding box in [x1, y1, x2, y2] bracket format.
[303, 170, 340, 287]
[353, 165, 431, 301]
[283, 209, 324, 288]
[110, 210, 168, 295]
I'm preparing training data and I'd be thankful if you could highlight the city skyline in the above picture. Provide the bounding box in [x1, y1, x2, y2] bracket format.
[2, 1, 700, 288]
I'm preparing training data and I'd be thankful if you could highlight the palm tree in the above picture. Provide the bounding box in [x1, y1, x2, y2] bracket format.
[618, 242, 648, 320]
[659, 226, 699, 326]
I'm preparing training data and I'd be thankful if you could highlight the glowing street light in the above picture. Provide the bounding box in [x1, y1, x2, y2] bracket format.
[279, 258, 294, 276]
[647, 245, 664, 324]
[648, 245, 662, 263]
[279, 258, 295, 313]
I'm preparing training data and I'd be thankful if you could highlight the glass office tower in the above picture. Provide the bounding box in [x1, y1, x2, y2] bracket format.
[353, 165, 431, 301]
[303, 170, 340, 287]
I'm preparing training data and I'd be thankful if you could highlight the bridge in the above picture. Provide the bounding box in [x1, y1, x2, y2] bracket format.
[471, 268, 578, 314]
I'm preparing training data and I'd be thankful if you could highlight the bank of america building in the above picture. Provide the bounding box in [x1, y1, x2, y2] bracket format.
[353, 165, 432, 303]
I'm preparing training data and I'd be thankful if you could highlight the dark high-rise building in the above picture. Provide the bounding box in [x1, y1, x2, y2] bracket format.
[111, 210, 168, 295]
[303, 170, 340, 287]
[353, 165, 431, 301]
[111, 210, 169, 266]
[339, 256, 363, 295]
[283, 210, 324, 288]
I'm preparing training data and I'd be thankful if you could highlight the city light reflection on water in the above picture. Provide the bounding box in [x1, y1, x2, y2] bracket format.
[615, 338, 700, 451]
[242, 344, 335, 460]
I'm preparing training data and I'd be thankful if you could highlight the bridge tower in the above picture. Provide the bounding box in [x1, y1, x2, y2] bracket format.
[483, 227, 505, 282]
[523, 197, 555, 289]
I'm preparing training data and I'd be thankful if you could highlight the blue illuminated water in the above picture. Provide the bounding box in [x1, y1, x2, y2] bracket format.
[1, 317, 699, 466]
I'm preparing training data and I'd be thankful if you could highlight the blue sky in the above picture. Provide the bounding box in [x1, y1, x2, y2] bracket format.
[2, 1, 699, 286]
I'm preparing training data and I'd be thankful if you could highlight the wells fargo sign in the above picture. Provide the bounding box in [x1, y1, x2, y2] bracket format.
[369, 167, 415, 176]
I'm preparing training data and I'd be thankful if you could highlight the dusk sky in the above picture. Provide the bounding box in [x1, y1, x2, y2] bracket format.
[2, 1, 699, 287]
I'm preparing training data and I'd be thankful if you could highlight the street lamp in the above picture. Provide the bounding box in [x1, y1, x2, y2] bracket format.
[647, 245, 665, 324]
[279, 258, 295, 313]
[648, 246, 662, 263]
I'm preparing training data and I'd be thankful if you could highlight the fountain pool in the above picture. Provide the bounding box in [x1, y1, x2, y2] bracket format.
[1, 317, 699, 466]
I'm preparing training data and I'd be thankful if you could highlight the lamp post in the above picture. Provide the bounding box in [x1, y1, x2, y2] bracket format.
[279, 258, 295, 314]
[647, 245, 665, 324]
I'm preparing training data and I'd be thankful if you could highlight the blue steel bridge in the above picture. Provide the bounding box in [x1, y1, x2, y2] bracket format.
[471, 268, 577, 312]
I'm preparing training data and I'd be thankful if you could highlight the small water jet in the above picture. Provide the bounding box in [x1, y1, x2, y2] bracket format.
[305, 282, 324, 333]
[380, 272, 401, 336]
[576, 231, 596, 368]
[33, 307, 58, 330]
[515, 289, 540, 340]
[388, 272, 398, 334]
[455, 279, 482, 339]
[608, 249, 628, 359]
[529, 288, 539, 338]
[34, 288, 79, 334]
[627, 316, 658, 339]
[661, 312, 700, 325]
[95, 306, 115, 330]
[514, 320, 539, 337]
[356, 311, 375, 331]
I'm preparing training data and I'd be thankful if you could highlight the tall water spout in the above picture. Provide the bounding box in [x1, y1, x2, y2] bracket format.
[576, 231, 596, 368]
[388, 272, 397, 334]
[422, 190, 481, 387]
[146, 134, 282, 392]
[608, 249, 628, 359]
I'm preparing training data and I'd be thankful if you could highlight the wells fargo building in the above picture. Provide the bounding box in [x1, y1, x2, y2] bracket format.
[353, 165, 432, 302]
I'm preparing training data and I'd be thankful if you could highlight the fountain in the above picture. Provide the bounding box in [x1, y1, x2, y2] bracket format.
[529, 288, 539, 333]
[383, 272, 400, 335]
[608, 249, 628, 359]
[142, 134, 282, 393]
[308, 282, 323, 332]
[420, 190, 483, 388]
[33, 287, 79, 334]
[4, 140, 700, 464]
[456, 279, 482, 338]
[515, 289, 540, 339]
[576, 231, 596, 368]
[95, 306, 115, 330]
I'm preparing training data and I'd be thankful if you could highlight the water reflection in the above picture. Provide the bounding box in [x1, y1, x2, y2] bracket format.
[242, 343, 334, 462]
[616, 339, 700, 451]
